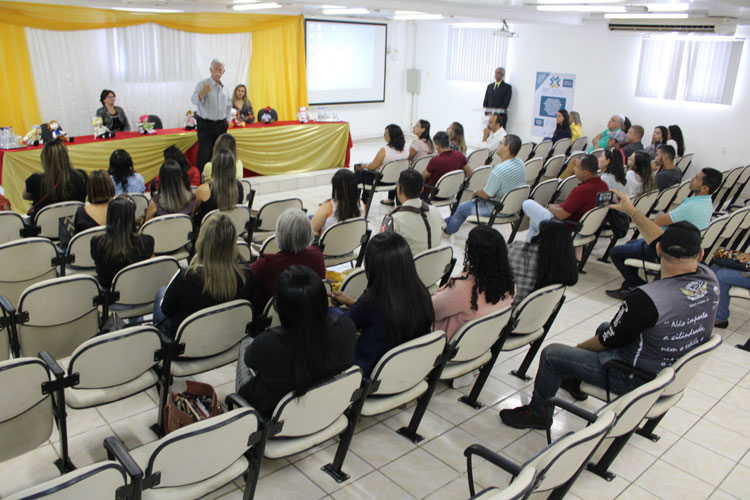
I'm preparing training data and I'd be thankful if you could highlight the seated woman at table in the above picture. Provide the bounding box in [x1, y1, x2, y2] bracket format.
[23, 138, 88, 212]
[353, 124, 408, 205]
[73, 170, 115, 234]
[108, 149, 145, 195]
[232, 84, 254, 123]
[96, 89, 130, 132]
[194, 149, 244, 223]
[145, 160, 197, 221]
[201, 133, 244, 182]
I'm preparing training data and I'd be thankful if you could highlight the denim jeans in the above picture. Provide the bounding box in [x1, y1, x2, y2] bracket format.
[711, 265, 750, 322]
[529, 328, 643, 417]
[522, 200, 554, 242]
[610, 238, 659, 288]
[445, 199, 492, 235]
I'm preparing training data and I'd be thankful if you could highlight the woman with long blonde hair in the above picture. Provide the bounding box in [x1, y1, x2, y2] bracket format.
[23, 138, 88, 211]
[201, 133, 244, 181]
[195, 149, 244, 223]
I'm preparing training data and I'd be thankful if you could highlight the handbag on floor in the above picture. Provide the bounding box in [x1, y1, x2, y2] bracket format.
[164, 380, 223, 434]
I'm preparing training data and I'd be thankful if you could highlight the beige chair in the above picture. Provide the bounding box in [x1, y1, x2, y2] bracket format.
[705, 207, 750, 262]
[249, 198, 304, 243]
[559, 151, 586, 179]
[129, 193, 149, 217]
[572, 205, 610, 272]
[590, 148, 605, 158]
[648, 183, 679, 215]
[236, 239, 251, 262]
[0, 237, 58, 308]
[0, 211, 25, 244]
[338, 267, 367, 302]
[469, 185, 531, 244]
[524, 158, 544, 187]
[33, 201, 83, 241]
[359, 159, 410, 217]
[725, 164, 750, 211]
[675, 152, 693, 174]
[412, 154, 434, 174]
[413, 246, 455, 294]
[240, 178, 254, 205]
[457, 165, 492, 207]
[553, 175, 581, 203]
[600, 189, 659, 262]
[260, 298, 281, 331]
[666, 179, 692, 211]
[468, 148, 491, 169]
[63, 225, 105, 276]
[517, 179, 561, 232]
[570, 136, 587, 152]
[140, 214, 193, 260]
[426, 170, 466, 208]
[516, 142, 534, 162]
[531, 140, 553, 161]
[542, 154, 567, 182]
[551, 138, 571, 157]
[319, 217, 369, 267]
[713, 166, 743, 211]
[467, 465, 537, 500]
[202, 205, 251, 238]
[109, 256, 181, 319]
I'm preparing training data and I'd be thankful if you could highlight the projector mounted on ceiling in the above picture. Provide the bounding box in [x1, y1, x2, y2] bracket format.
[494, 20, 518, 38]
[608, 17, 738, 35]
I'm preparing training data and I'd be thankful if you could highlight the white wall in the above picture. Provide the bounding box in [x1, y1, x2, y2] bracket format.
[408, 21, 750, 175]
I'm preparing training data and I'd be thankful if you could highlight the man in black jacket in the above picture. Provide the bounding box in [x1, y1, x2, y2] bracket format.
[483, 67, 512, 128]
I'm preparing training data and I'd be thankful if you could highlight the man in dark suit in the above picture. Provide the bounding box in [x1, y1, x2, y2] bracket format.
[483, 67, 512, 128]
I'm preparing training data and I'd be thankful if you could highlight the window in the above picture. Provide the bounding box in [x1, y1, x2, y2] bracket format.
[445, 27, 508, 82]
[635, 36, 744, 105]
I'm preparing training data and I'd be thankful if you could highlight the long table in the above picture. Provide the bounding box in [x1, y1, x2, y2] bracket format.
[0, 121, 352, 213]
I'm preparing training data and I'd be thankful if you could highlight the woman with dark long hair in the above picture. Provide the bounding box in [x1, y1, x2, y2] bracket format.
[74, 170, 115, 234]
[352, 124, 409, 205]
[599, 148, 628, 192]
[667, 124, 685, 157]
[108, 149, 145, 195]
[91, 196, 154, 289]
[23, 138, 88, 211]
[145, 160, 196, 220]
[508, 219, 578, 306]
[236, 265, 356, 417]
[432, 226, 515, 340]
[645, 125, 668, 159]
[626, 151, 657, 197]
[194, 149, 243, 223]
[447, 121, 467, 154]
[550, 109, 572, 144]
[409, 119, 435, 166]
[311, 169, 363, 236]
[331, 232, 434, 375]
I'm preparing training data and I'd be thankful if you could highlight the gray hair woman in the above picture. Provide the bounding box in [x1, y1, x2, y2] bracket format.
[250, 208, 327, 313]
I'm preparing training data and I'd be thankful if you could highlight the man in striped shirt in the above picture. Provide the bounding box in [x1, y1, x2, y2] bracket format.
[444, 134, 526, 235]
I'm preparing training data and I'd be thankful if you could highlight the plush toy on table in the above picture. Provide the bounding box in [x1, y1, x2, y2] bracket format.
[185, 110, 197, 131]
[138, 115, 156, 135]
[297, 106, 310, 123]
[258, 106, 278, 124]
[92, 116, 113, 139]
[48, 120, 69, 141]
[23, 125, 41, 146]
[230, 108, 245, 128]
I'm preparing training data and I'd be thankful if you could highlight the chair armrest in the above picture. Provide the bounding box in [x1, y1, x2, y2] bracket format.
[0, 294, 15, 315]
[464, 444, 522, 497]
[603, 359, 655, 382]
[544, 396, 597, 444]
[226, 393, 252, 410]
[104, 436, 143, 483]
[38, 351, 65, 379]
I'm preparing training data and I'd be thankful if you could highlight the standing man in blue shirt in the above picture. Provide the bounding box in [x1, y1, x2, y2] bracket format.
[191, 58, 232, 173]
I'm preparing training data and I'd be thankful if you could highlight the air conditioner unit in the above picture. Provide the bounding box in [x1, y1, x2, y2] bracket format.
[608, 17, 737, 35]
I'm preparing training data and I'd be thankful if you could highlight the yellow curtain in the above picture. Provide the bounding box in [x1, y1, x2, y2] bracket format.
[248, 16, 308, 121]
[0, 21, 41, 135]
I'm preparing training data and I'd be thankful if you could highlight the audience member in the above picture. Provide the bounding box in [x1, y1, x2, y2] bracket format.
[622, 125, 645, 158]
[607, 168, 722, 298]
[522, 154, 608, 241]
[423, 131, 471, 195]
[591, 114, 624, 150]
[202, 133, 244, 182]
[607, 129, 627, 150]
[668, 124, 685, 157]
[433, 225, 515, 341]
[232, 84, 254, 123]
[500, 212, 718, 429]
[353, 124, 408, 205]
[383, 169, 443, 255]
[96, 89, 130, 132]
[548, 109, 572, 144]
[711, 258, 750, 329]
[621, 116, 631, 134]
[569, 111, 582, 142]
[444, 134, 525, 235]
[194, 149, 244, 223]
[73, 170, 114, 234]
[23, 138, 88, 212]
[145, 160, 197, 220]
[447, 121, 467, 154]
[154, 214, 254, 337]
[311, 169, 364, 236]
[508, 219, 578, 306]
[654, 145, 682, 190]
[164, 145, 201, 188]
[481, 113, 507, 163]
[599, 148, 628, 192]
[644, 125, 668, 159]
[91, 196, 154, 289]
[250, 208, 326, 313]
[235, 265, 356, 417]
[625, 151, 657, 197]
[108, 149, 145, 195]
[408, 119, 435, 167]
[331, 232, 434, 376]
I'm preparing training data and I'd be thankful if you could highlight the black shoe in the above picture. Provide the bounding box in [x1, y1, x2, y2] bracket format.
[380, 199, 395, 206]
[499, 405, 550, 430]
[605, 287, 632, 300]
[560, 375, 588, 401]
[714, 321, 729, 329]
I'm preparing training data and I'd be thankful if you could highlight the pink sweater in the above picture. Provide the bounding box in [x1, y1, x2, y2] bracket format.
[432, 272, 514, 341]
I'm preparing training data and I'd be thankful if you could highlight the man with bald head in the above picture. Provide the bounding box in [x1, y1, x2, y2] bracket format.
[191, 58, 232, 172]
[483, 67, 512, 128]
[591, 114, 625, 151]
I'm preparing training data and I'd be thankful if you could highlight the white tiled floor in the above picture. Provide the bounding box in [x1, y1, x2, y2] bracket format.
[2, 139, 749, 499]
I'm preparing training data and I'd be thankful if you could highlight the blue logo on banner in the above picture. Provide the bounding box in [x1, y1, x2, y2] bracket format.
[563, 79, 574, 88]
[536, 72, 551, 90]
[549, 76, 561, 89]
[534, 118, 544, 127]
[539, 96, 566, 118]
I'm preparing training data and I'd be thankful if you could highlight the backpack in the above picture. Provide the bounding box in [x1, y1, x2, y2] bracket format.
[380, 201, 433, 249]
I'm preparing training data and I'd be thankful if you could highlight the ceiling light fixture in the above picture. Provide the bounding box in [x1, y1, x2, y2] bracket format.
[232, 2, 282, 10]
[111, 7, 184, 13]
[393, 11, 444, 20]
[321, 8, 370, 14]
[604, 13, 690, 19]
[643, 2, 690, 12]
[536, 0, 624, 3]
[536, 5, 627, 12]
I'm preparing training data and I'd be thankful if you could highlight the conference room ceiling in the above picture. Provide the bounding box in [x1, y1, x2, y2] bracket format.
[11, 0, 750, 24]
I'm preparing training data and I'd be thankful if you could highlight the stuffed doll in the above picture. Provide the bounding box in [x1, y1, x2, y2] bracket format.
[48, 121, 69, 141]
[138, 115, 156, 135]
[23, 125, 41, 146]
[92, 117, 112, 139]
[297, 106, 310, 123]
[230, 108, 245, 128]
[185, 110, 197, 131]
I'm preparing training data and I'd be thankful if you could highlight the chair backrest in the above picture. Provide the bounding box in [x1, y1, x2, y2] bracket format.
[0, 211, 25, 244]
[175, 299, 253, 358]
[413, 246, 453, 289]
[67, 325, 162, 392]
[339, 267, 367, 302]
[466, 166, 492, 192]
[271, 366, 362, 437]
[590, 148, 605, 158]
[570, 136, 587, 152]
[667, 180, 692, 210]
[34, 201, 84, 240]
[650, 184, 679, 213]
[413, 155, 434, 174]
[551, 138, 571, 157]
[0, 237, 58, 307]
[599, 368, 674, 439]
[66, 225, 106, 271]
[146, 114, 163, 129]
[468, 148, 490, 169]
[525, 410, 615, 494]
[719, 206, 750, 240]
[18, 275, 100, 359]
[139, 214, 193, 255]
[530, 179, 560, 208]
[479, 466, 537, 500]
[498, 185, 531, 216]
[633, 189, 659, 215]
[111, 256, 180, 308]
[0, 357, 54, 462]
[319, 218, 368, 259]
[256, 198, 304, 232]
[554, 176, 580, 203]
[450, 306, 513, 362]
[236, 240, 251, 262]
[517, 142, 534, 162]
[699, 214, 730, 261]
[259, 235, 279, 256]
[379, 159, 410, 184]
[543, 154, 566, 180]
[202, 205, 250, 236]
[532, 140, 552, 161]
[576, 206, 610, 238]
[240, 179, 253, 202]
[713, 166, 743, 208]
[369, 331, 446, 395]
[662, 333, 721, 398]
[5, 461, 127, 500]
[490, 151, 502, 166]
[510, 284, 566, 336]
[524, 158, 544, 185]
[262, 299, 281, 330]
[675, 153, 693, 173]
[146, 408, 260, 487]
[433, 170, 466, 200]
[129, 193, 149, 216]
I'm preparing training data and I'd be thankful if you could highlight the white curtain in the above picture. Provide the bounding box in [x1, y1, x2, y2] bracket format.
[446, 27, 508, 83]
[635, 36, 744, 105]
[26, 24, 251, 136]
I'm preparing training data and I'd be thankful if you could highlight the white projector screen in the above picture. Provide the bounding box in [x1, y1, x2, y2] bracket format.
[305, 19, 387, 105]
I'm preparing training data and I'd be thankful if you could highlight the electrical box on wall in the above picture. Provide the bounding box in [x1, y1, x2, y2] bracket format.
[407, 68, 421, 94]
